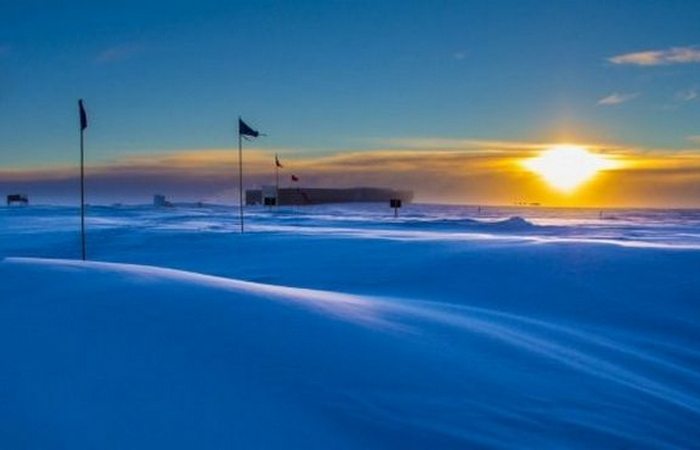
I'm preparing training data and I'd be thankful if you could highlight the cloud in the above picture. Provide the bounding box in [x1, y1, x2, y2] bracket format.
[688, 136, 700, 144]
[675, 87, 698, 102]
[597, 92, 639, 106]
[453, 51, 467, 60]
[95, 43, 143, 64]
[608, 46, 700, 66]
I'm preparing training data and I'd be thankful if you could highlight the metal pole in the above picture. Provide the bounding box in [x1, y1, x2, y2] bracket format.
[80, 127, 86, 260]
[238, 130, 244, 233]
[275, 156, 279, 206]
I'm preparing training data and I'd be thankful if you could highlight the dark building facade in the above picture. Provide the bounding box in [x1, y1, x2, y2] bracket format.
[246, 187, 413, 206]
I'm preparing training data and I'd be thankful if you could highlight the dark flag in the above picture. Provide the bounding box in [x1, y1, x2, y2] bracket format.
[239, 118, 259, 138]
[275, 154, 283, 168]
[236, 117, 264, 232]
[291, 174, 299, 182]
[79, 99, 88, 130]
[78, 99, 88, 260]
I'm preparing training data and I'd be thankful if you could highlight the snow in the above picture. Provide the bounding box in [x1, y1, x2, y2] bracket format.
[1, 204, 699, 448]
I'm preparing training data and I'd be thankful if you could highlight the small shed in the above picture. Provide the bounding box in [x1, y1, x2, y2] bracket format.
[6, 194, 29, 206]
[153, 194, 173, 207]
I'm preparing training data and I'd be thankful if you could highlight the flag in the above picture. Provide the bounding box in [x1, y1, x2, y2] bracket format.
[238, 118, 259, 137]
[291, 174, 299, 182]
[275, 154, 283, 168]
[79, 99, 88, 130]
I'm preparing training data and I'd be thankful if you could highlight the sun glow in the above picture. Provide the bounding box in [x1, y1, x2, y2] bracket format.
[522, 145, 617, 192]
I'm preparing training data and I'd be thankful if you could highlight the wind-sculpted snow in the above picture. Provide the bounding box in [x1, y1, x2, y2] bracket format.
[1, 204, 700, 448]
[4, 204, 700, 249]
[1, 258, 699, 449]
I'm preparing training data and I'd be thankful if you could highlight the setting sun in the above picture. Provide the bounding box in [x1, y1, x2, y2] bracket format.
[522, 145, 617, 192]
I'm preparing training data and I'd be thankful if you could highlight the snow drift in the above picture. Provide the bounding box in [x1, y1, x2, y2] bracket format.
[1, 204, 700, 448]
[2, 256, 699, 449]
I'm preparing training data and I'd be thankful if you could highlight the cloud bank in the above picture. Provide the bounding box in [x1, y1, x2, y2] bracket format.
[3, 139, 700, 207]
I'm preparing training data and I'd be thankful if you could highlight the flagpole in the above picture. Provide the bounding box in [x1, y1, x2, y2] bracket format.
[80, 119, 86, 260]
[238, 120, 244, 233]
[275, 155, 279, 206]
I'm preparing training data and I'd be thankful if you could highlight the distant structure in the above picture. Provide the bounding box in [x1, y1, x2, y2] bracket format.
[246, 187, 413, 206]
[390, 198, 402, 217]
[260, 185, 279, 206]
[6, 194, 29, 206]
[153, 194, 173, 207]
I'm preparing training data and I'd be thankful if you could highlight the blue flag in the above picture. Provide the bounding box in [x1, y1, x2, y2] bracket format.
[79, 99, 88, 131]
[238, 118, 259, 137]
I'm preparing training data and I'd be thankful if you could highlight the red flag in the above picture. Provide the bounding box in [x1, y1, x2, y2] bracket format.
[291, 174, 299, 182]
[275, 154, 283, 168]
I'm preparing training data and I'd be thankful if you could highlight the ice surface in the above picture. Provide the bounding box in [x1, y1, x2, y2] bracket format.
[1, 204, 699, 448]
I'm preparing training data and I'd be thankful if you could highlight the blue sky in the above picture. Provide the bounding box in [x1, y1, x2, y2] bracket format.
[1, 0, 699, 205]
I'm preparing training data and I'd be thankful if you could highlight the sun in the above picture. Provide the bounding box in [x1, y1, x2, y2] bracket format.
[522, 145, 616, 192]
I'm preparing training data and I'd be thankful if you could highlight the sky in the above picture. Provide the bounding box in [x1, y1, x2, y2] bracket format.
[1, 0, 699, 206]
